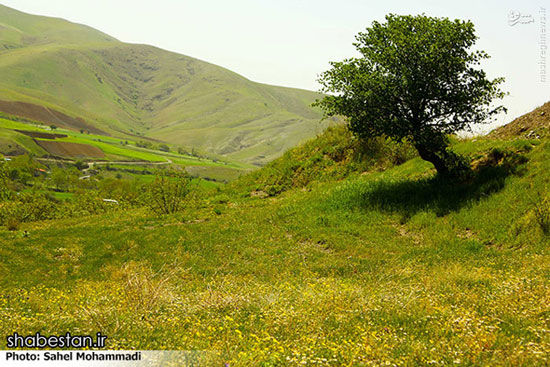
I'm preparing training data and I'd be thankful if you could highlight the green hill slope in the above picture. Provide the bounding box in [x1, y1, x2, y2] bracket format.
[0, 4, 328, 165]
[0, 3, 117, 48]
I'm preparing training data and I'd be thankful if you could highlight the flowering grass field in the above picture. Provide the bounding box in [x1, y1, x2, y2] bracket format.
[1, 136, 550, 366]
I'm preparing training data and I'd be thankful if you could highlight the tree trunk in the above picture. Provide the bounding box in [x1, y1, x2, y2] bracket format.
[414, 143, 450, 176]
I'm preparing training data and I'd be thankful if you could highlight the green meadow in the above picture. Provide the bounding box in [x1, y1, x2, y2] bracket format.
[1, 124, 549, 365]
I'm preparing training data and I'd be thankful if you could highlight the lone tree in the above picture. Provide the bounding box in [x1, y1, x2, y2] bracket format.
[315, 14, 506, 177]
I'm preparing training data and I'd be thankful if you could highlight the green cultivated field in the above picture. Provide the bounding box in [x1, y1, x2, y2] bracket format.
[0, 116, 252, 181]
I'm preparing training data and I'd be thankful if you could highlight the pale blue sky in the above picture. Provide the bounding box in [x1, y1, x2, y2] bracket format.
[1, 0, 548, 131]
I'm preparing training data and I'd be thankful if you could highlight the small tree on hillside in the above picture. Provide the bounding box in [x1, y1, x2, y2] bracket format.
[146, 169, 193, 214]
[51, 168, 67, 191]
[315, 14, 506, 178]
[74, 160, 89, 171]
[0, 161, 13, 201]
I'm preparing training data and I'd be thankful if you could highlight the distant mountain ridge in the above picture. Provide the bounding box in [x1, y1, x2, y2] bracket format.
[0, 4, 328, 165]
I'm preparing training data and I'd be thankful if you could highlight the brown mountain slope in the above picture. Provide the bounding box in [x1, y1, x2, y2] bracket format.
[490, 102, 550, 139]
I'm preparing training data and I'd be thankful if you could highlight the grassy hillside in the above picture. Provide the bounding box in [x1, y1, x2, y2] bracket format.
[1, 112, 549, 364]
[232, 125, 417, 196]
[0, 4, 329, 165]
[0, 3, 117, 48]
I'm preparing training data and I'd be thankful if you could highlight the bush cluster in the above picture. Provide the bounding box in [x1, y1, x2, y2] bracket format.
[233, 125, 416, 196]
[0, 157, 197, 227]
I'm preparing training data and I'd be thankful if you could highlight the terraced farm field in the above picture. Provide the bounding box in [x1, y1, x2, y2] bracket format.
[0, 116, 254, 181]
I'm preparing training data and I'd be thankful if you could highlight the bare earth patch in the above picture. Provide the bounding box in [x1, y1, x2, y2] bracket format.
[35, 139, 105, 158]
[0, 100, 106, 135]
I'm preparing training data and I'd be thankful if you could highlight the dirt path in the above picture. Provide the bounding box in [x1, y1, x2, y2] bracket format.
[34, 157, 172, 165]
[33, 157, 172, 173]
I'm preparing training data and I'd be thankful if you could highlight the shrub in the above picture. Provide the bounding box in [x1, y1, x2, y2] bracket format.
[233, 125, 416, 196]
[211, 194, 230, 204]
[6, 217, 20, 231]
[0, 162, 13, 202]
[19, 194, 58, 222]
[136, 141, 153, 149]
[75, 160, 89, 170]
[145, 170, 193, 214]
[531, 191, 550, 235]
[0, 193, 59, 224]
[472, 148, 529, 175]
[106, 261, 177, 314]
[69, 190, 110, 216]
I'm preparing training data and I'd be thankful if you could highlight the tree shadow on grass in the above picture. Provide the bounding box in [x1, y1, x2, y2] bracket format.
[354, 164, 521, 220]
